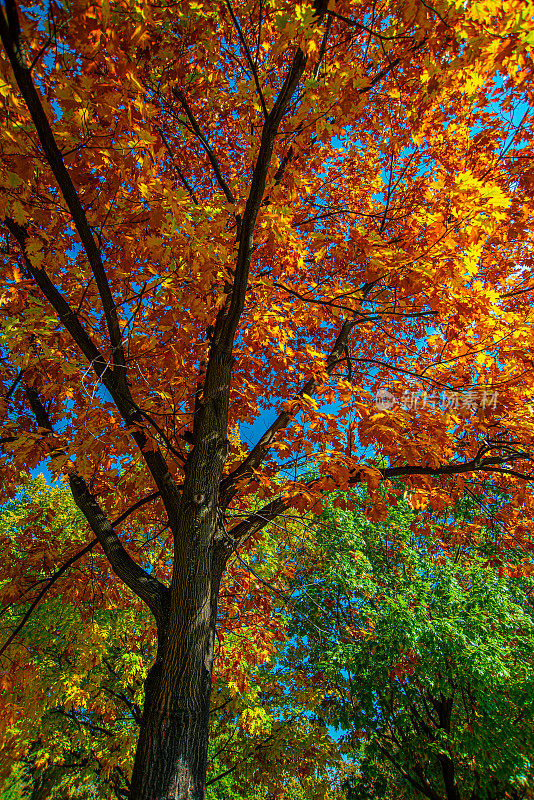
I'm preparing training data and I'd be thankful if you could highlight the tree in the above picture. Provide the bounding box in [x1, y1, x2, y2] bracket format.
[0, 0, 533, 796]
[287, 490, 534, 800]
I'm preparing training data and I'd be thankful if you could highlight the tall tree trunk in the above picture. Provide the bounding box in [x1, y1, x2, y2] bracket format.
[129, 644, 213, 800]
[129, 539, 226, 800]
[437, 695, 460, 800]
[130, 378, 231, 800]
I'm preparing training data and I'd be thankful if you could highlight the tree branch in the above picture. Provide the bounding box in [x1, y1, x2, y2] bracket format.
[4, 380, 169, 639]
[68, 472, 169, 623]
[0, 537, 97, 658]
[226, 451, 533, 544]
[5, 218, 111, 380]
[0, 488, 161, 658]
[221, 284, 376, 501]
[154, 124, 199, 204]
[0, 0, 125, 377]
[374, 739, 442, 800]
[215, 46, 307, 350]
[172, 88, 237, 207]
[224, 0, 268, 120]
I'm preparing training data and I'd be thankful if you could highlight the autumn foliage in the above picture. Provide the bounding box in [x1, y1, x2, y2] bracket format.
[0, 0, 534, 797]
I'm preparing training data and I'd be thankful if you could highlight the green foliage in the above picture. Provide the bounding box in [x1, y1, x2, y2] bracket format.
[288, 490, 534, 800]
[0, 477, 146, 799]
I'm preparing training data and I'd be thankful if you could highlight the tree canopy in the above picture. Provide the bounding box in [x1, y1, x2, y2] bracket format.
[0, 0, 533, 796]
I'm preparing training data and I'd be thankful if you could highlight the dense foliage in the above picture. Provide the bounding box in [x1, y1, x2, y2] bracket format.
[288, 491, 534, 800]
[0, 0, 533, 795]
[5, 482, 534, 800]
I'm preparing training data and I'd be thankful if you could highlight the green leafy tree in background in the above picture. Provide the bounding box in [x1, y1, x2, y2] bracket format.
[287, 489, 534, 800]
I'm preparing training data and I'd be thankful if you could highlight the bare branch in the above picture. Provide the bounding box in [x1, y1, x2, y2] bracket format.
[224, 0, 268, 120]
[313, 13, 332, 79]
[172, 88, 237, 207]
